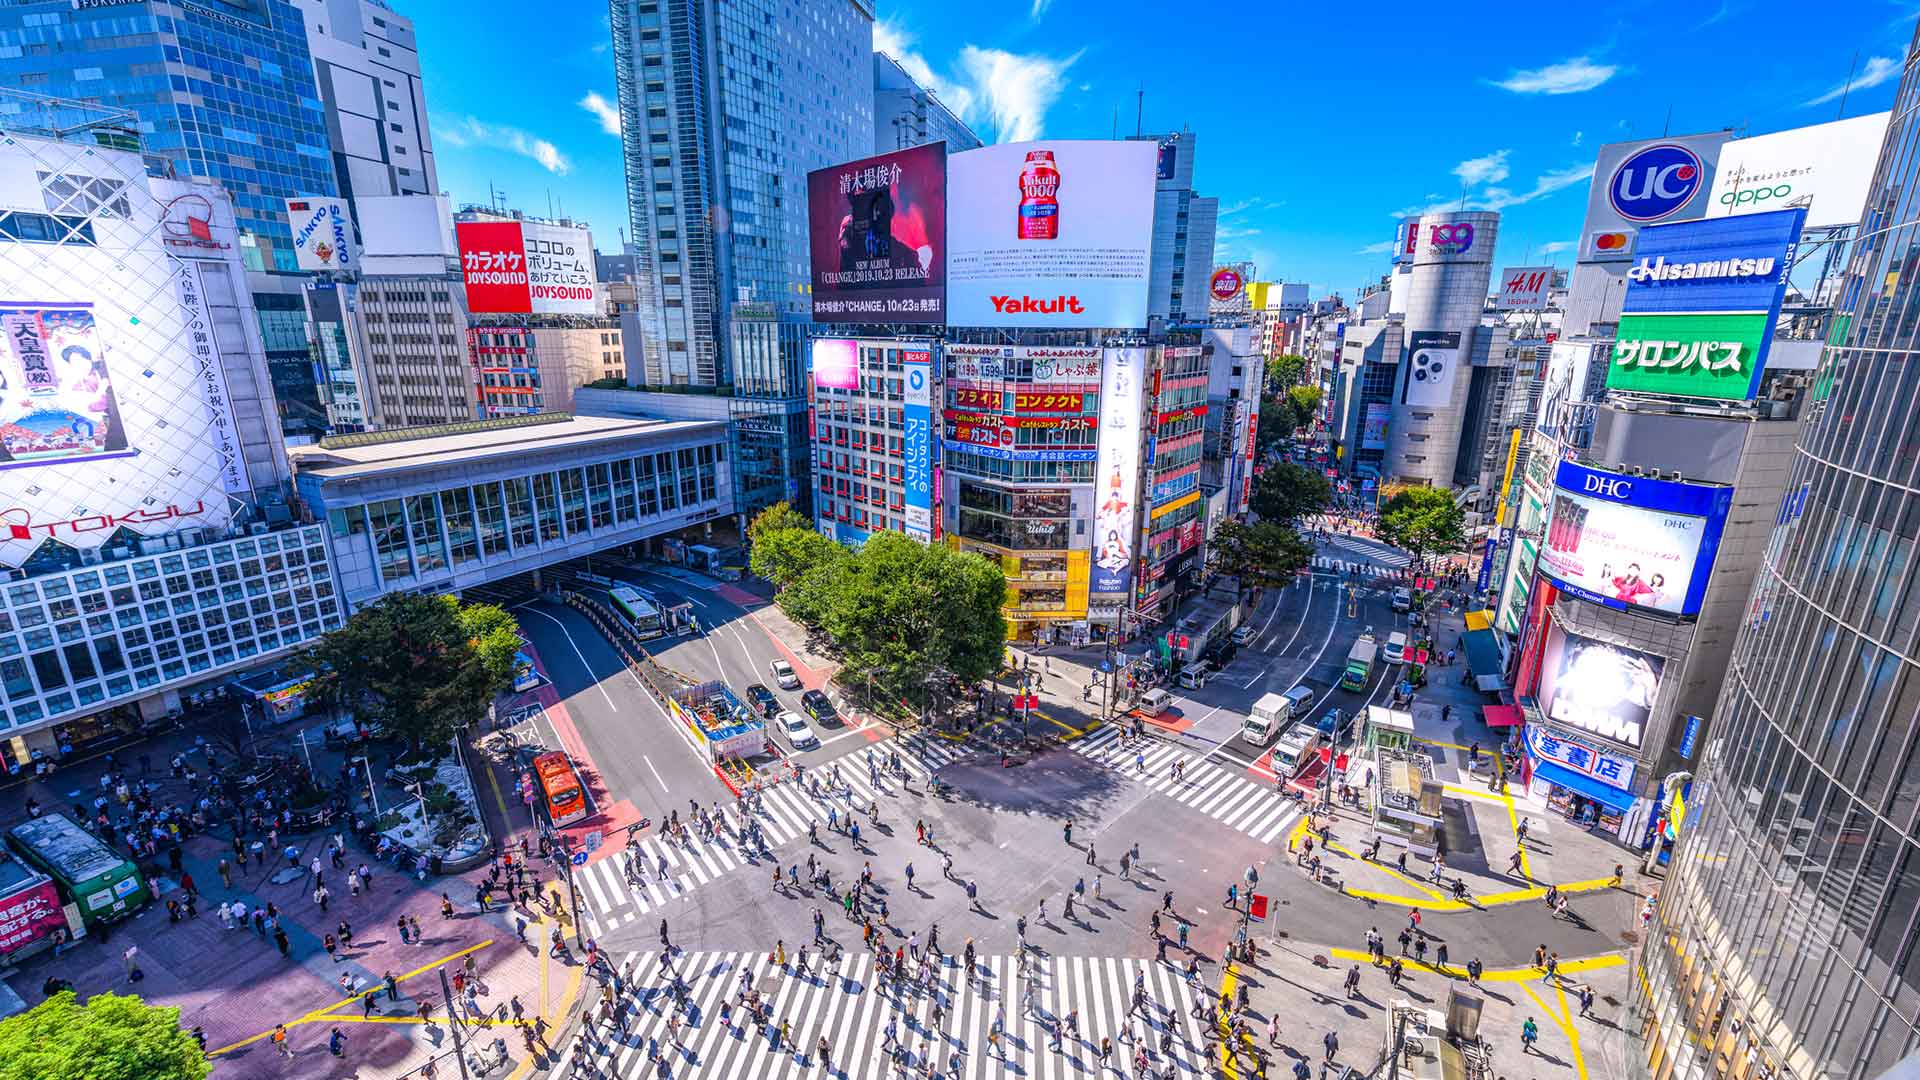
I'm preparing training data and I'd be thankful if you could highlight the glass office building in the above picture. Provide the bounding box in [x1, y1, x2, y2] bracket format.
[0, 0, 336, 273]
[1633, 39, 1920, 1080]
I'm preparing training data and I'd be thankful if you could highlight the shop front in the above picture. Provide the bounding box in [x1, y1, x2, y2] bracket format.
[1522, 723, 1637, 838]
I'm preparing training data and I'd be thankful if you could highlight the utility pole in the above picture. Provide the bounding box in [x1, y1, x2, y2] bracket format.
[1135, 86, 1144, 138]
[439, 966, 474, 1080]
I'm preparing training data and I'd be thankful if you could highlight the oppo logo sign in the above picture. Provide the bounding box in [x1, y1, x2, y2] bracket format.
[1720, 184, 1791, 208]
[1583, 474, 1631, 499]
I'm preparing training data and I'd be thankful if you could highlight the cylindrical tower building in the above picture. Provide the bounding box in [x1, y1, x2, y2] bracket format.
[1633, 39, 1920, 1080]
[1385, 209, 1497, 487]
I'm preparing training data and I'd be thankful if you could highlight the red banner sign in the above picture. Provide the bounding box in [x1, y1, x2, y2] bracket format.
[945, 410, 1091, 432]
[1012, 390, 1086, 414]
[0, 879, 66, 956]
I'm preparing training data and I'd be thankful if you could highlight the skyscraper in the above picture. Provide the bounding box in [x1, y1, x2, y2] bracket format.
[609, 0, 874, 389]
[1632, 40, 1920, 1080]
[873, 51, 981, 155]
[1131, 132, 1218, 324]
[291, 0, 439, 212]
[0, 0, 336, 272]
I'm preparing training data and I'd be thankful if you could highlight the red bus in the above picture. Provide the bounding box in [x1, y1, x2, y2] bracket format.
[532, 752, 588, 827]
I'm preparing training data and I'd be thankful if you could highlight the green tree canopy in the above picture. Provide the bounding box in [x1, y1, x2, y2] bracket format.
[1250, 462, 1332, 524]
[749, 524, 847, 591]
[1285, 385, 1323, 432]
[304, 592, 516, 752]
[0, 991, 208, 1080]
[1209, 520, 1314, 592]
[1266, 353, 1307, 389]
[752, 520, 1007, 702]
[747, 501, 812, 546]
[1255, 407, 1293, 455]
[1376, 485, 1468, 569]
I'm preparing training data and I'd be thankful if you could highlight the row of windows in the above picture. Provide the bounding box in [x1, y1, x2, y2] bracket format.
[330, 448, 723, 582]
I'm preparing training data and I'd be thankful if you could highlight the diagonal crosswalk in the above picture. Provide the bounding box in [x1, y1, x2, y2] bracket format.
[1070, 727, 1302, 845]
[554, 949, 1212, 1080]
[574, 736, 968, 936]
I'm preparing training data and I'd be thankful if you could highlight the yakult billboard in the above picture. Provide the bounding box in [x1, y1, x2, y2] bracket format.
[457, 220, 598, 315]
[808, 144, 947, 324]
[946, 141, 1157, 329]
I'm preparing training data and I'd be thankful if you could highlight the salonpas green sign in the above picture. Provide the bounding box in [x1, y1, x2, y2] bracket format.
[1607, 311, 1772, 401]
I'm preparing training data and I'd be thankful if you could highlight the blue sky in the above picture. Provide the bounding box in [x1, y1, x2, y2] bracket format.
[403, 0, 1913, 299]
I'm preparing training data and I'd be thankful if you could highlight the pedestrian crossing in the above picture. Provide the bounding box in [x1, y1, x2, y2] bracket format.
[555, 949, 1211, 1080]
[1071, 727, 1301, 845]
[1310, 555, 1413, 577]
[574, 736, 965, 936]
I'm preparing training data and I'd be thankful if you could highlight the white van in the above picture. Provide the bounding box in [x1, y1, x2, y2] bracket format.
[1384, 632, 1409, 664]
[1270, 722, 1324, 779]
[1137, 687, 1173, 716]
[1242, 687, 1314, 747]
[1178, 663, 1211, 689]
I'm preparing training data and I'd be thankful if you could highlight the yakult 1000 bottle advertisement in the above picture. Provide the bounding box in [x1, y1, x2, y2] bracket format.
[946, 140, 1157, 329]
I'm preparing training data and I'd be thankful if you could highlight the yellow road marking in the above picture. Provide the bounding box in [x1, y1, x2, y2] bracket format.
[1330, 946, 1622, 983]
[211, 939, 494, 1057]
[1218, 957, 1240, 1080]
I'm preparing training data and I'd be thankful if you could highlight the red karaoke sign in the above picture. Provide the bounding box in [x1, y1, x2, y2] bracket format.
[457, 221, 533, 313]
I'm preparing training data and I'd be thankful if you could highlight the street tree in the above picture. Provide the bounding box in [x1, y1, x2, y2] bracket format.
[1255, 406, 1293, 456]
[812, 532, 1006, 699]
[0, 991, 209, 1080]
[1250, 462, 1332, 524]
[1285, 385, 1323, 432]
[750, 523, 847, 591]
[304, 592, 517, 754]
[1376, 485, 1468, 569]
[747, 501, 812, 546]
[1209, 520, 1314, 592]
[1266, 353, 1307, 389]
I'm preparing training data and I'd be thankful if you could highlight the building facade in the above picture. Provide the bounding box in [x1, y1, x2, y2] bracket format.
[1384, 210, 1498, 487]
[1136, 343, 1209, 622]
[291, 0, 438, 214]
[1631, 50, 1920, 1080]
[0, 126, 333, 762]
[608, 0, 873, 388]
[1133, 132, 1218, 324]
[293, 415, 732, 610]
[872, 51, 981, 154]
[808, 337, 938, 544]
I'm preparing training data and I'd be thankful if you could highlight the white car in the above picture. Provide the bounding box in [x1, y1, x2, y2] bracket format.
[769, 658, 801, 690]
[779, 711, 819, 750]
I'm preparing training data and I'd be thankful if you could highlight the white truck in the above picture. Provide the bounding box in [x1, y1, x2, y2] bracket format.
[1270, 722, 1323, 780]
[1242, 686, 1314, 748]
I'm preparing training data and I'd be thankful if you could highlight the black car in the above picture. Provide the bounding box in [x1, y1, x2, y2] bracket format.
[744, 683, 778, 719]
[800, 689, 839, 724]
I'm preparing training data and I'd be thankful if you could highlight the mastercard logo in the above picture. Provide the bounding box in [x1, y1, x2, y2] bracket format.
[1593, 232, 1632, 251]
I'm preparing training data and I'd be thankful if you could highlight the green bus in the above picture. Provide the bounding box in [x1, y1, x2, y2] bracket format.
[8, 814, 148, 929]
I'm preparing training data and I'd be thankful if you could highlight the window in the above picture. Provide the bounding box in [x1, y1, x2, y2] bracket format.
[368, 499, 412, 580]
[443, 487, 479, 565]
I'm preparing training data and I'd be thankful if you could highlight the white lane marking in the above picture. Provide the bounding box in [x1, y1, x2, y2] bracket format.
[644, 753, 670, 793]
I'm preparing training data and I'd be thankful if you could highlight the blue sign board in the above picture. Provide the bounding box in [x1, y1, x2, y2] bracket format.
[1621, 208, 1806, 318]
[1150, 469, 1198, 505]
[1476, 537, 1497, 594]
[902, 357, 933, 541]
[1609, 142, 1708, 222]
[1678, 714, 1702, 760]
[960, 445, 1098, 463]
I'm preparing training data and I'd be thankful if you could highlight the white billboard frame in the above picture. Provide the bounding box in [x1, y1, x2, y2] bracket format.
[945, 140, 1157, 329]
[1705, 112, 1891, 230]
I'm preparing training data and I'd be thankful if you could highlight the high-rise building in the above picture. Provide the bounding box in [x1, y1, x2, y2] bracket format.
[1130, 133, 1217, 324]
[872, 52, 981, 155]
[0, 116, 339, 762]
[1383, 210, 1498, 487]
[1631, 47, 1920, 1080]
[608, 0, 874, 389]
[290, 0, 438, 214]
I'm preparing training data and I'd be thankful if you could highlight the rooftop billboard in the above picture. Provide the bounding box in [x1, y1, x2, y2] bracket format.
[808, 144, 947, 325]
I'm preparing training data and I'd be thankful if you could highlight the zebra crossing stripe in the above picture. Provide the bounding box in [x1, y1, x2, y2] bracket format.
[1070, 727, 1302, 846]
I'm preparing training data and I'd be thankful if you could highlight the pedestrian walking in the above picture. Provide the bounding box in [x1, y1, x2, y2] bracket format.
[1579, 983, 1596, 1017]
[1324, 1030, 1339, 1062]
[328, 1027, 345, 1057]
[398, 916, 411, 945]
[1345, 964, 1361, 998]
[1521, 1017, 1539, 1054]
[271, 1024, 292, 1059]
[274, 927, 291, 958]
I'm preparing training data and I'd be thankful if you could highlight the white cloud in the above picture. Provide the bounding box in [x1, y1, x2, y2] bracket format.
[1030, 0, 1053, 18]
[1806, 56, 1901, 107]
[1453, 150, 1511, 188]
[1571, 131, 1584, 148]
[956, 45, 1079, 143]
[1392, 161, 1593, 218]
[578, 92, 621, 137]
[438, 117, 572, 175]
[1492, 56, 1618, 95]
[1216, 225, 1262, 241]
[874, 22, 1078, 144]
[1539, 240, 1577, 255]
[874, 20, 977, 121]
[1357, 241, 1396, 256]
[1220, 196, 1274, 216]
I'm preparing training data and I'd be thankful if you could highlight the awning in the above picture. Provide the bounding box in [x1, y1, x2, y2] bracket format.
[1463, 610, 1495, 632]
[1462, 629, 1507, 691]
[1532, 759, 1634, 813]
[1483, 704, 1524, 728]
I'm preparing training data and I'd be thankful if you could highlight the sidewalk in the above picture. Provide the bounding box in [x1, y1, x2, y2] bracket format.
[1219, 933, 1633, 1080]
[0, 699, 590, 1079]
